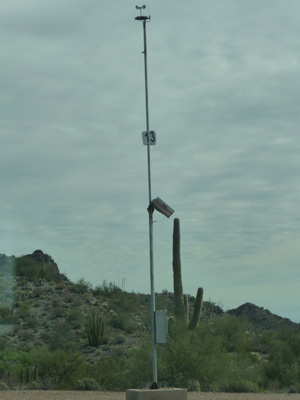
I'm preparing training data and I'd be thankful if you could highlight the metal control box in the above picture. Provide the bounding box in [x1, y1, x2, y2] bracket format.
[155, 310, 168, 344]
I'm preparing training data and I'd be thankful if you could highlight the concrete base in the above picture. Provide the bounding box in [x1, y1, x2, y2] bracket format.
[126, 388, 187, 400]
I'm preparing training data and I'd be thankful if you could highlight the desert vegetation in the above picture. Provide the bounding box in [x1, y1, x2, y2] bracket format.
[0, 250, 299, 393]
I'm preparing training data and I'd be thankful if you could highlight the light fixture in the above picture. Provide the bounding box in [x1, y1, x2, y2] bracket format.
[148, 197, 175, 218]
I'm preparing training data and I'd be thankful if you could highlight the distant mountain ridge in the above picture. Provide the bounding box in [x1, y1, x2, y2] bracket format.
[227, 302, 299, 331]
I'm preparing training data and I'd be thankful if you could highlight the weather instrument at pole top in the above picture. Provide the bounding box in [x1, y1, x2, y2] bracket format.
[135, 5, 150, 21]
[142, 130, 156, 145]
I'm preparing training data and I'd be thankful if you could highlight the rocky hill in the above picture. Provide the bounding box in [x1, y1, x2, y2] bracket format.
[1, 250, 298, 356]
[228, 302, 299, 331]
[0, 250, 300, 392]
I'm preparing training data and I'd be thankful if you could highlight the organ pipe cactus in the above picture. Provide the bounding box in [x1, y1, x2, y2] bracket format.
[86, 309, 105, 347]
[172, 218, 204, 330]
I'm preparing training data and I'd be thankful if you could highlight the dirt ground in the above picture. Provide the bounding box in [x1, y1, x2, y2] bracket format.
[0, 391, 300, 400]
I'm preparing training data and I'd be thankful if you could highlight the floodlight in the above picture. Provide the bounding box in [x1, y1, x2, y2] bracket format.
[150, 197, 174, 218]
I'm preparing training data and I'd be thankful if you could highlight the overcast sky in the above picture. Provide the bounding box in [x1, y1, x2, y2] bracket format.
[1, 0, 299, 323]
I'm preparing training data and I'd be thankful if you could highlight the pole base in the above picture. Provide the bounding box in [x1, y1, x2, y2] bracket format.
[126, 388, 187, 400]
[150, 382, 159, 389]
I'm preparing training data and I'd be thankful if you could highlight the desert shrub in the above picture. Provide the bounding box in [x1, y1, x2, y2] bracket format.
[159, 321, 229, 391]
[51, 295, 62, 308]
[0, 306, 11, 319]
[210, 315, 253, 353]
[221, 379, 261, 393]
[26, 313, 39, 329]
[160, 373, 201, 391]
[0, 338, 8, 352]
[113, 334, 126, 344]
[0, 382, 9, 390]
[18, 330, 35, 342]
[110, 291, 138, 314]
[32, 287, 44, 298]
[226, 351, 264, 391]
[91, 356, 127, 390]
[0, 306, 15, 324]
[38, 263, 60, 282]
[17, 302, 30, 318]
[35, 349, 86, 389]
[71, 296, 83, 307]
[15, 257, 39, 280]
[67, 309, 85, 329]
[0, 361, 7, 379]
[289, 383, 300, 393]
[93, 281, 121, 298]
[46, 321, 77, 351]
[124, 333, 154, 388]
[50, 306, 65, 319]
[55, 282, 66, 291]
[109, 312, 134, 333]
[63, 292, 75, 303]
[0, 349, 35, 386]
[70, 279, 92, 294]
[75, 377, 101, 391]
[127, 319, 261, 391]
[261, 328, 300, 389]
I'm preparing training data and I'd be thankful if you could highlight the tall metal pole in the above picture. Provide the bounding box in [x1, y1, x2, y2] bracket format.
[135, 7, 158, 388]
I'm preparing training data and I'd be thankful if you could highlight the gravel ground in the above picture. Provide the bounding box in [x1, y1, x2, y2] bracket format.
[0, 392, 300, 400]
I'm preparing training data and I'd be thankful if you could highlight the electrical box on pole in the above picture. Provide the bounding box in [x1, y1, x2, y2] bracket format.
[155, 310, 168, 344]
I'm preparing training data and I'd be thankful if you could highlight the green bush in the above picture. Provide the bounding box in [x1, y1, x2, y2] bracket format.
[93, 281, 121, 297]
[109, 312, 134, 333]
[160, 373, 201, 391]
[90, 356, 127, 391]
[123, 335, 153, 389]
[261, 328, 300, 389]
[35, 349, 86, 389]
[50, 306, 65, 319]
[75, 378, 101, 391]
[70, 279, 92, 294]
[67, 309, 85, 329]
[221, 379, 261, 393]
[0, 306, 11, 319]
[211, 315, 253, 353]
[46, 321, 77, 351]
[159, 321, 230, 391]
[0, 306, 15, 324]
[0, 382, 9, 390]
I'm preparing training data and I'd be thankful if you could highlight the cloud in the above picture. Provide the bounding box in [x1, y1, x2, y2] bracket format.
[1, 0, 299, 322]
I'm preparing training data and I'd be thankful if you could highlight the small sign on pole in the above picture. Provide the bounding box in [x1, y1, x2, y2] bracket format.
[142, 130, 156, 145]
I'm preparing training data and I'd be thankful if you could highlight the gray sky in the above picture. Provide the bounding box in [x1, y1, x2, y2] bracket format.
[1, 0, 299, 322]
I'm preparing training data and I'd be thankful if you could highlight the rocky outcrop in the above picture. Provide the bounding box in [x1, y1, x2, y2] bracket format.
[227, 302, 299, 331]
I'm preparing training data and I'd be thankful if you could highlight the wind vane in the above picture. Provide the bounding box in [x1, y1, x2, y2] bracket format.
[135, 5, 150, 21]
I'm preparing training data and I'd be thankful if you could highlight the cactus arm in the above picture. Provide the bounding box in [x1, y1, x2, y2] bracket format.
[188, 287, 204, 330]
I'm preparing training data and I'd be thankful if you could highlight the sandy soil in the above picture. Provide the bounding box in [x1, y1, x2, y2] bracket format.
[0, 392, 300, 400]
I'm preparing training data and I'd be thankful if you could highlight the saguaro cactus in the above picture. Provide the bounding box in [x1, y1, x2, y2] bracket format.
[173, 218, 186, 321]
[172, 218, 204, 330]
[86, 309, 105, 347]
